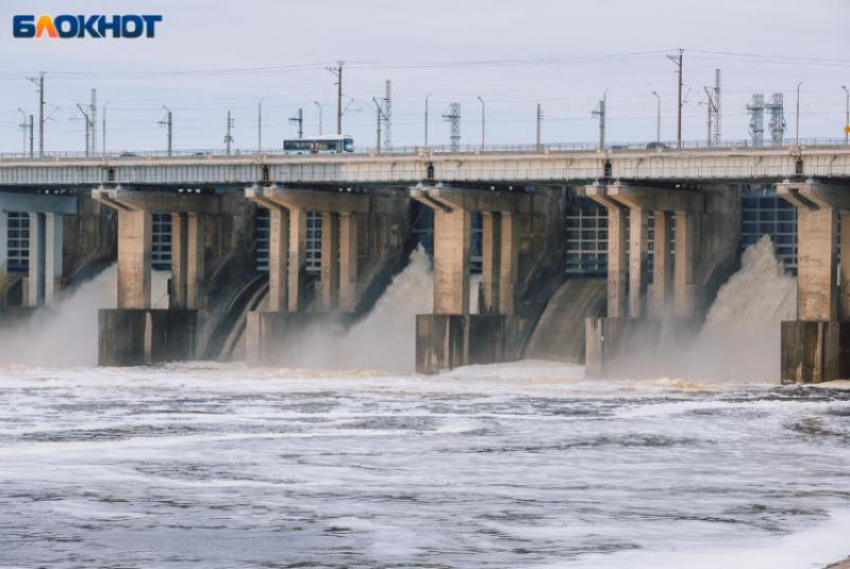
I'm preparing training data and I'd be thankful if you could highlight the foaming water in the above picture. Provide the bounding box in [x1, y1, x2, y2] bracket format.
[0, 265, 170, 366]
[618, 236, 797, 383]
[0, 361, 849, 568]
[274, 246, 433, 373]
[682, 235, 797, 381]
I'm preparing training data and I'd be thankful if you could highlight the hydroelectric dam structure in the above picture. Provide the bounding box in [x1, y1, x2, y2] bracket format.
[1, 141, 850, 382]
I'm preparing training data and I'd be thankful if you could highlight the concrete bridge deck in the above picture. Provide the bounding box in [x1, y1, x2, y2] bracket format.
[0, 141, 849, 187]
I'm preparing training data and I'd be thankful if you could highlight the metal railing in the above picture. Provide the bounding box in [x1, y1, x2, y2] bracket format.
[1, 138, 848, 162]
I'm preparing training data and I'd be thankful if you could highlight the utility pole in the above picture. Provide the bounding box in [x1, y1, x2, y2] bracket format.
[425, 94, 431, 150]
[225, 111, 234, 155]
[652, 91, 661, 142]
[372, 97, 385, 153]
[102, 102, 109, 155]
[667, 49, 684, 148]
[17, 109, 27, 154]
[89, 89, 98, 155]
[796, 81, 803, 146]
[257, 98, 264, 153]
[842, 85, 849, 145]
[714, 69, 722, 146]
[536, 103, 543, 150]
[314, 101, 323, 135]
[383, 80, 392, 152]
[28, 115, 34, 157]
[27, 73, 45, 156]
[75, 104, 91, 156]
[592, 90, 607, 150]
[289, 108, 304, 139]
[326, 61, 345, 135]
[158, 105, 173, 156]
[704, 87, 714, 146]
[477, 96, 486, 150]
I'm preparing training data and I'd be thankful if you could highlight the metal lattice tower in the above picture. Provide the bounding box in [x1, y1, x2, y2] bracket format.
[765, 93, 786, 146]
[746, 94, 765, 147]
[443, 103, 461, 151]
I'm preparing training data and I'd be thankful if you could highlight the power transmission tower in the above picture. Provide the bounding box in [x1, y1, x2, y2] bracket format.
[384, 80, 392, 151]
[289, 108, 304, 139]
[713, 69, 722, 146]
[746, 94, 765, 147]
[765, 93, 786, 146]
[591, 91, 607, 150]
[27, 73, 45, 156]
[667, 49, 684, 148]
[224, 111, 234, 155]
[158, 106, 173, 156]
[536, 103, 543, 150]
[326, 61, 345, 135]
[442, 103, 461, 151]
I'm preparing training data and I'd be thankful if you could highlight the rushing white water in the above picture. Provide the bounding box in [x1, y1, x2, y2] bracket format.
[271, 246, 434, 373]
[680, 235, 797, 381]
[0, 266, 170, 366]
[0, 361, 849, 568]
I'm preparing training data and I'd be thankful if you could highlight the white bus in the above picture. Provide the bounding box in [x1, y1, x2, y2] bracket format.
[283, 135, 354, 154]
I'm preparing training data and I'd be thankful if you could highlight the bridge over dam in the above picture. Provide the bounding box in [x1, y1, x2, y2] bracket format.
[1, 142, 850, 381]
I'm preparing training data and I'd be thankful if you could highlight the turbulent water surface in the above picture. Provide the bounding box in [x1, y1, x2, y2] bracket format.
[2, 239, 849, 568]
[1, 362, 850, 569]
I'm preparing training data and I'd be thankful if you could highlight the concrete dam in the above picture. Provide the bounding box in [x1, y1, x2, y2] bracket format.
[1, 144, 849, 383]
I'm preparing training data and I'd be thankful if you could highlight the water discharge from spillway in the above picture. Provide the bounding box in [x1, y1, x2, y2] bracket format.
[279, 245, 434, 374]
[638, 235, 797, 383]
[0, 266, 170, 366]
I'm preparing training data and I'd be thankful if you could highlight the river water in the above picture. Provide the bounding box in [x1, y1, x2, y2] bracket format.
[1, 239, 850, 568]
[1, 363, 850, 568]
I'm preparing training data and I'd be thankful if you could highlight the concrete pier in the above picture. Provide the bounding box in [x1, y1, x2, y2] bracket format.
[583, 182, 741, 378]
[412, 185, 564, 373]
[778, 182, 850, 383]
[92, 187, 222, 365]
[244, 185, 410, 366]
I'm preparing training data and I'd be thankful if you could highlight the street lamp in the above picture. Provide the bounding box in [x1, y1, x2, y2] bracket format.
[314, 101, 323, 135]
[842, 85, 849, 145]
[651, 91, 661, 143]
[257, 98, 265, 153]
[796, 81, 803, 146]
[17, 108, 26, 154]
[477, 96, 485, 150]
[424, 93, 431, 150]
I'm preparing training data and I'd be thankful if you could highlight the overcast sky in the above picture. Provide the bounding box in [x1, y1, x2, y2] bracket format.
[1, 0, 848, 154]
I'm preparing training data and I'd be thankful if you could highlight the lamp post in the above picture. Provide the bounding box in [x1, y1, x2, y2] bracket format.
[842, 85, 849, 145]
[652, 91, 661, 143]
[314, 101, 323, 135]
[477, 96, 485, 150]
[424, 93, 431, 150]
[796, 81, 803, 146]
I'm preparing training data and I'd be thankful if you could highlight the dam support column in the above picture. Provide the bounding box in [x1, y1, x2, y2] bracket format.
[778, 182, 850, 384]
[412, 186, 564, 373]
[245, 185, 410, 366]
[0, 192, 77, 313]
[584, 182, 740, 378]
[92, 187, 221, 366]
